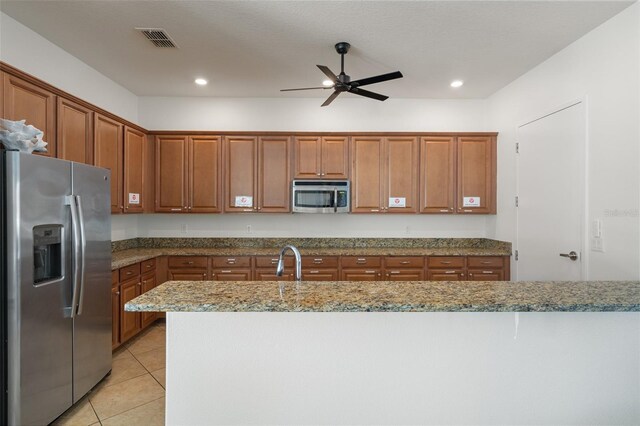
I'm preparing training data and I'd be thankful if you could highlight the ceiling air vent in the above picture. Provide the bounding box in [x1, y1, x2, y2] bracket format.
[136, 28, 178, 48]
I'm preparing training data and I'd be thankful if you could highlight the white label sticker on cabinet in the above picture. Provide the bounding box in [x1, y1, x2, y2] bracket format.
[388, 197, 406, 208]
[463, 196, 480, 207]
[235, 196, 253, 207]
[128, 193, 140, 204]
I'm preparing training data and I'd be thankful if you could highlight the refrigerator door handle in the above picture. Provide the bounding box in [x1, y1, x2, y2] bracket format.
[75, 195, 87, 315]
[65, 195, 81, 318]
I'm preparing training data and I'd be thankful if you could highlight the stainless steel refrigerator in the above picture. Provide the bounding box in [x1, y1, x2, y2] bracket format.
[1, 151, 112, 425]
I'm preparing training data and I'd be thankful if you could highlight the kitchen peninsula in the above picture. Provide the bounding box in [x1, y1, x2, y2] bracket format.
[127, 278, 640, 425]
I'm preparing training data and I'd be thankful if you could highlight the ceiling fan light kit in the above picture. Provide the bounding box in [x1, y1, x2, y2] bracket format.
[281, 42, 403, 107]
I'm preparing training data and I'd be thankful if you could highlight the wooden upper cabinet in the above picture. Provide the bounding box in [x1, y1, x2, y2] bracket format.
[420, 136, 456, 213]
[94, 114, 124, 213]
[351, 136, 384, 212]
[294, 136, 349, 179]
[190, 136, 222, 213]
[155, 136, 188, 213]
[385, 137, 419, 213]
[457, 136, 496, 214]
[351, 136, 418, 213]
[258, 136, 290, 212]
[123, 126, 146, 213]
[3, 73, 56, 157]
[224, 136, 257, 212]
[57, 97, 93, 164]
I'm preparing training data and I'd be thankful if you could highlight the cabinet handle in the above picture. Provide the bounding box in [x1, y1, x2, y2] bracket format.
[146, 264, 152, 268]
[126, 271, 133, 275]
[460, 273, 465, 278]
[481, 261, 491, 264]
[321, 173, 325, 176]
[221, 270, 232, 273]
[439, 209, 449, 212]
[365, 270, 376, 274]
[227, 258, 236, 263]
[185, 261, 194, 265]
[376, 273, 381, 277]
[253, 207, 258, 210]
[184, 206, 187, 209]
[203, 273, 207, 278]
[464, 210, 473, 212]
[313, 259, 323, 264]
[243, 209, 253, 212]
[389, 271, 400, 274]
[482, 271, 494, 274]
[270, 259, 278, 264]
[137, 282, 142, 286]
[188, 206, 192, 210]
[440, 261, 452, 265]
[400, 261, 410, 265]
[309, 270, 320, 274]
[356, 258, 366, 264]
[316, 173, 321, 176]
[445, 270, 456, 274]
[170, 208, 181, 211]
[370, 209, 379, 212]
[257, 207, 262, 210]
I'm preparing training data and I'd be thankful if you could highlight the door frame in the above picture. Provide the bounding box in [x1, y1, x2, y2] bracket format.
[515, 97, 589, 281]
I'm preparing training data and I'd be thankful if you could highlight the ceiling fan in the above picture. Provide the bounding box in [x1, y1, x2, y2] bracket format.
[281, 42, 403, 107]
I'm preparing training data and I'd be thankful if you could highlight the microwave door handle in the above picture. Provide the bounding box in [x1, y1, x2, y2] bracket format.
[334, 188, 338, 213]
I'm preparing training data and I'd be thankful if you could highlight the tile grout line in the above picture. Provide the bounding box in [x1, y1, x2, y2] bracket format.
[96, 395, 165, 423]
[87, 398, 102, 426]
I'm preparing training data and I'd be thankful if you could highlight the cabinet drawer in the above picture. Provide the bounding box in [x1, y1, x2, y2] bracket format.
[211, 256, 251, 268]
[254, 256, 294, 268]
[119, 264, 140, 281]
[341, 256, 382, 268]
[111, 270, 119, 287]
[168, 256, 208, 269]
[385, 256, 425, 268]
[427, 256, 465, 269]
[302, 269, 339, 281]
[467, 256, 504, 269]
[211, 269, 252, 281]
[302, 256, 339, 268]
[141, 258, 156, 272]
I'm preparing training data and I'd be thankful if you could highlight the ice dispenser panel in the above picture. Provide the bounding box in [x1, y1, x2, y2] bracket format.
[33, 225, 62, 284]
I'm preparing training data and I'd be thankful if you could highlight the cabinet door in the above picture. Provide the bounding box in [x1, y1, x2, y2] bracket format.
[351, 137, 384, 212]
[426, 270, 466, 281]
[302, 270, 339, 281]
[467, 270, 504, 281]
[258, 136, 290, 212]
[123, 126, 146, 213]
[420, 136, 456, 213]
[457, 136, 496, 214]
[94, 114, 123, 213]
[340, 269, 381, 281]
[322, 136, 349, 179]
[385, 137, 418, 213]
[141, 274, 157, 328]
[155, 136, 188, 212]
[168, 270, 208, 281]
[3, 73, 56, 156]
[294, 136, 321, 178]
[224, 136, 257, 212]
[120, 279, 141, 343]
[190, 136, 222, 213]
[56, 97, 93, 164]
[111, 286, 121, 350]
[211, 269, 252, 281]
[384, 269, 425, 281]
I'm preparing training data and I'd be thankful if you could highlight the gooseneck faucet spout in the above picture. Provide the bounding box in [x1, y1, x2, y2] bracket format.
[276, 245, 302, 281]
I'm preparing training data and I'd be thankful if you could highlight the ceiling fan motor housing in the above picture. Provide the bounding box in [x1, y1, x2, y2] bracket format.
[335, 42, 351, 54]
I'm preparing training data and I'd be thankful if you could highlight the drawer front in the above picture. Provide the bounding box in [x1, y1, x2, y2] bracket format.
[341, 256, 382, 268]
[302, 256, 339, 268]
[211, 256, 252, 268]
[384, 256, 425, 268]
[168, 256, 209, 269]
[254, 256, 294, 268]
[111, 270, 119, 287]
[302, 269, 339, 281]
[467, 256, 504, 269]
[427, 256, 465, 269]
[119, 263, 140, 281]
[427, 270, 466, 281]
[384, 269, 425, 281]
[211, 269, 252, 281]
[340, 269, 381, 281]
[141, 258, 156, 272]
[468, 269, 505, 281]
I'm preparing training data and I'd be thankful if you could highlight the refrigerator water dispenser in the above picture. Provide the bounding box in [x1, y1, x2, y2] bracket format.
[33, 225, 62, 284]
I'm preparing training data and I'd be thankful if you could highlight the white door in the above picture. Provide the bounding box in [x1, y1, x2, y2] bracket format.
[516, 102, 585, 281]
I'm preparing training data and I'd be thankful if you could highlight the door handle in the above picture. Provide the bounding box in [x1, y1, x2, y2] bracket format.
[66, 195, 81, 318]
[559, 251, 579, 261]
[75, 195, 87, 315]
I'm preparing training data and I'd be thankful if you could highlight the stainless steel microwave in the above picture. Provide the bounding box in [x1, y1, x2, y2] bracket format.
[292, 180, 350, 213]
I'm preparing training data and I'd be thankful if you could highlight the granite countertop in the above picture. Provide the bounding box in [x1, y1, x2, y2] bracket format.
[125, 280, 640, 313]
[112, 246, 512, 270]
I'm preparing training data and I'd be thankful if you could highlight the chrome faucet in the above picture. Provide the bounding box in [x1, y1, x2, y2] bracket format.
[276, 245, 302, 281]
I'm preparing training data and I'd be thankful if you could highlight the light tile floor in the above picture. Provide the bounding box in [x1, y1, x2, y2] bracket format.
[53, 320, 167, 426]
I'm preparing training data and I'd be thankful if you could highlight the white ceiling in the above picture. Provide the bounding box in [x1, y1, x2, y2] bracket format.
[0, 1, 634, 99]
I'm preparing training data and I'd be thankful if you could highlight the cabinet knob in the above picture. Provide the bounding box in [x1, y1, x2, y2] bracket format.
[203, 273, 207, 278]
[116, 291, 120, 295]
[257, 207, 262, 210]
[316, 173, 321, 176]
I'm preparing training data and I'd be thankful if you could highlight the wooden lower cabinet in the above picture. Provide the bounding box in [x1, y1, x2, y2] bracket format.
[141, 272, 157, 328]
[119, 277, 141, 343]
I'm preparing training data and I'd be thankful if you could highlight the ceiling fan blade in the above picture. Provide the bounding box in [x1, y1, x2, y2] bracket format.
[351, 71, 403, 87]
[317, 65, 338, 82]
[321, 91, 341, 107]
[280, 86, 330, 92]
[348, 87, 388, 101]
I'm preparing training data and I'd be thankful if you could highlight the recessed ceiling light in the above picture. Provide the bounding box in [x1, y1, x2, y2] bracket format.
[195, 78, 208, 86]
[322, 80, 334, 87]
[450, 80, 464, 88]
